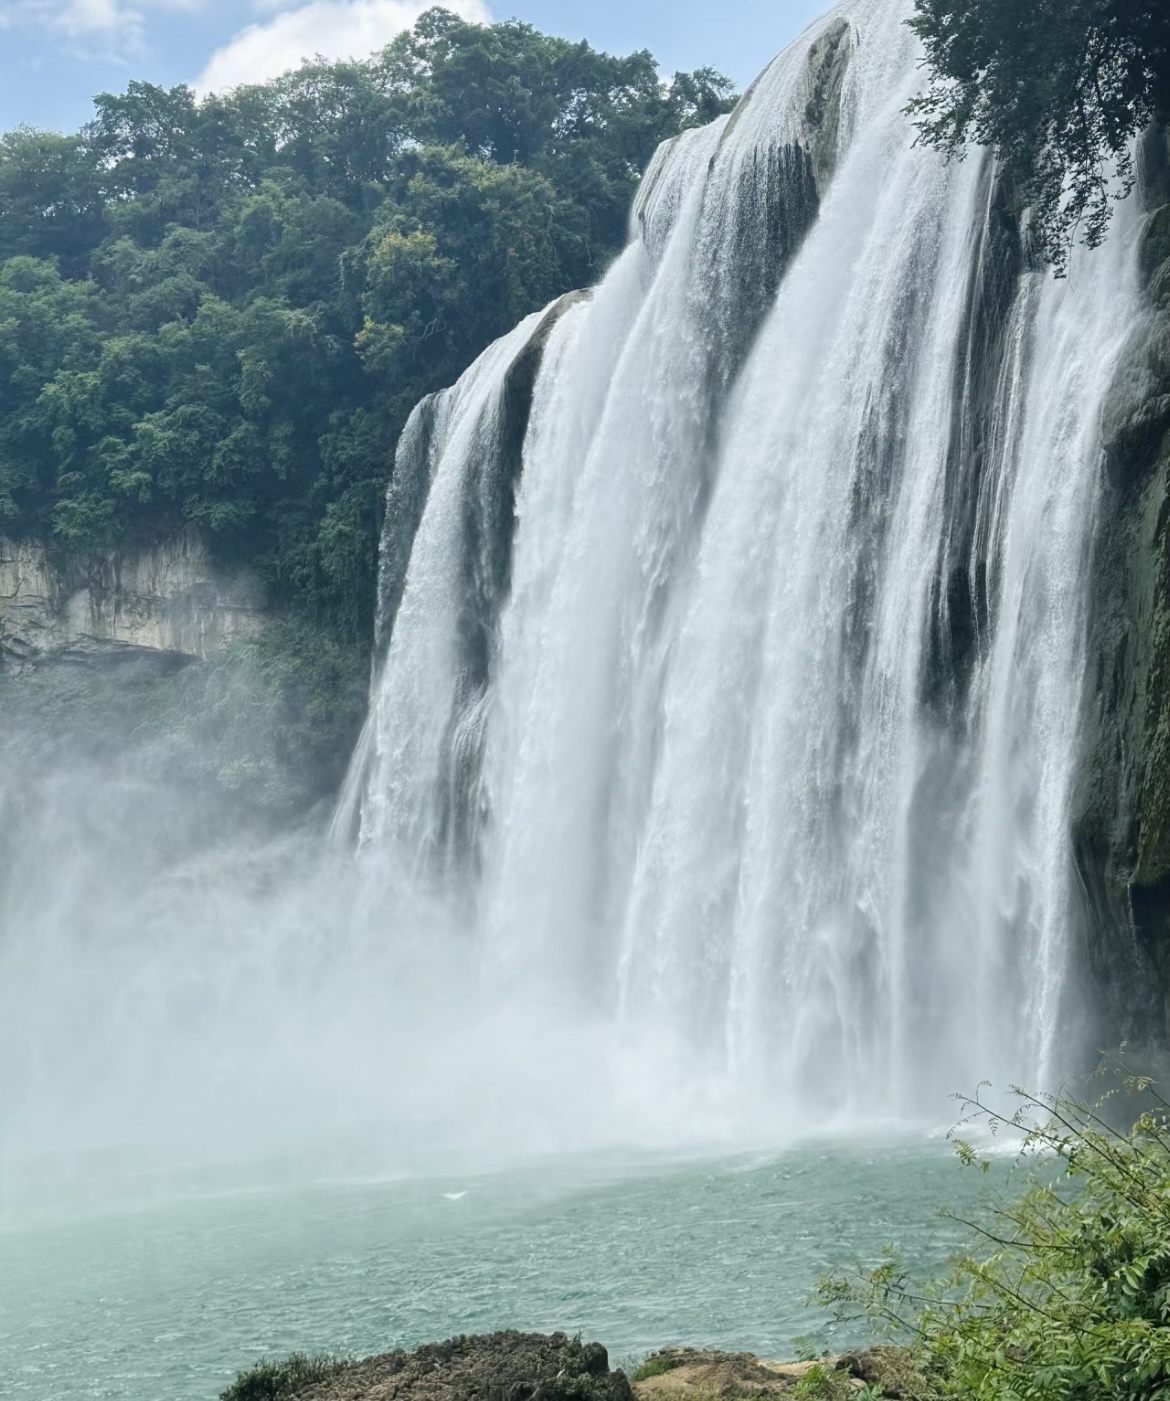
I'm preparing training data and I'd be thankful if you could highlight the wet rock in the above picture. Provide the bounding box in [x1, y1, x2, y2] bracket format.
[1140, 205, 1170, 284]
[1074, 188, 1170, 1052]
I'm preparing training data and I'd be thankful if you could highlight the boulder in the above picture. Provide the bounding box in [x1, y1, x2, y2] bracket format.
[224, 1331, 634, 1401]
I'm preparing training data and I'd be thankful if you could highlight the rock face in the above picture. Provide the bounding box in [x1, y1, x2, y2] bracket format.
[0, 530, 268, 667]
[1074, 128, 1170, 1051]
[634, 16, 850, 395]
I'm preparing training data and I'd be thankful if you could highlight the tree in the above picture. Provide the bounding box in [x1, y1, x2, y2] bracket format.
[357, 148, 589, 403]
[908, 0, 1170, 272]
[0, 129, 104, 273]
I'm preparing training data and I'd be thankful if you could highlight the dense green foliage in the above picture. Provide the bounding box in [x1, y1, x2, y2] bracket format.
[822, 1068, 1170, 1399]
[908, 0, 1170, 272]
[0, 10, 734, 640]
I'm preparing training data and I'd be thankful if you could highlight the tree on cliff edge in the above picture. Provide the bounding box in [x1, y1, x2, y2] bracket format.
[909, 0, 1170, 272]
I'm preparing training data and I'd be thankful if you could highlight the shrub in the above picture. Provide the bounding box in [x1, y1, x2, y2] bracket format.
[820, 1058, 1170, 1400]
[221, 1353, 346, 1401]
[632, 1355, 686, 1382]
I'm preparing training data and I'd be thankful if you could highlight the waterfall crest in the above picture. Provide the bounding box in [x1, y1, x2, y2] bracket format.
[350, 0, 1141, 1114]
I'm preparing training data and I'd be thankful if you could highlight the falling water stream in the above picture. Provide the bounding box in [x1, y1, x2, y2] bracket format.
[350, 0, 1139, 1112]
[0, 0, 1146, 1396]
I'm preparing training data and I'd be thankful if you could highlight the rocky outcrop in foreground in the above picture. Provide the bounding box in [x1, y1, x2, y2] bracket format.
[221, 1335, 918, 1401]
[631, 1346, 915, 1398]
[223, 1333, 632, 1401]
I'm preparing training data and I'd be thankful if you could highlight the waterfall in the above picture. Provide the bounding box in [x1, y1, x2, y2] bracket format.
[351, 0, 1140, 1116]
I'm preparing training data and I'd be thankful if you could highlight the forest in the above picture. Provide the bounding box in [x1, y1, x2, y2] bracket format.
[0, 9, 735, 643]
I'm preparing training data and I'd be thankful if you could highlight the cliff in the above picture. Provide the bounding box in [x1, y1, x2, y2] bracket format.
[1074, 126, 1170, 1050]
[0, 530, 268, 668]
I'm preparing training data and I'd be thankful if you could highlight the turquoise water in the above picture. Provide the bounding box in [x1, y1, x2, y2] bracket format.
[0, 1136, 1010, 1401]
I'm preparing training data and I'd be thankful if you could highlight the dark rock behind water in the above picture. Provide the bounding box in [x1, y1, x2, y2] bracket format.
[1074, 127, 1170, 1055]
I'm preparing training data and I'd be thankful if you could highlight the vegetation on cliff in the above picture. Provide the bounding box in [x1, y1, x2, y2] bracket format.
[908, 0, 1169, 271]
[0, 9, 734, 642]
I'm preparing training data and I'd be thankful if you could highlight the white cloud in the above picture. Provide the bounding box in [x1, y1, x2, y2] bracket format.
[195, 0, 490, 94]
[0, 0, 203, 58]
[60, 0, 126, 32]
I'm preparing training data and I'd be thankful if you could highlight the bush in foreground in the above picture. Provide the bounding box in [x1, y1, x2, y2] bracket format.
[820, 1060, 1170, 1399]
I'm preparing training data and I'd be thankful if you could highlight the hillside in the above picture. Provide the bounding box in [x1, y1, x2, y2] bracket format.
[0, 10, 734, 646]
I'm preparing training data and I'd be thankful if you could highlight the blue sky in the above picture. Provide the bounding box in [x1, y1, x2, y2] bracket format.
[0, 0, 829, 134]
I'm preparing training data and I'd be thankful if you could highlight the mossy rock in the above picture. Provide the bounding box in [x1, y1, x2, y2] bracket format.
[630, 1347, 929, 1401]
[222, 1332, 633, 1401]
[1140, 205, 1170, 285]
[1106, 391, 1170, 484]
[1140, 125, 1170, 209]
[630, 1348, 796, 1400]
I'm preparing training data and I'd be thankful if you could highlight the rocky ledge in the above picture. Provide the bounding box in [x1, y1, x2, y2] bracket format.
[221, 1334, 917, 1401]
[0, 529, 268, 668]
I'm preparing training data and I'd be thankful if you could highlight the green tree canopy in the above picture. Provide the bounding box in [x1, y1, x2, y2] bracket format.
[0, 8, 735, 642]
[908, 0, 1170, 271]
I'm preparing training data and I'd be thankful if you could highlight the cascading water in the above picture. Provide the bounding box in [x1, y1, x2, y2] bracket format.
[0, 12, 1157, 1398]
[351, 0, 1141, 1117]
